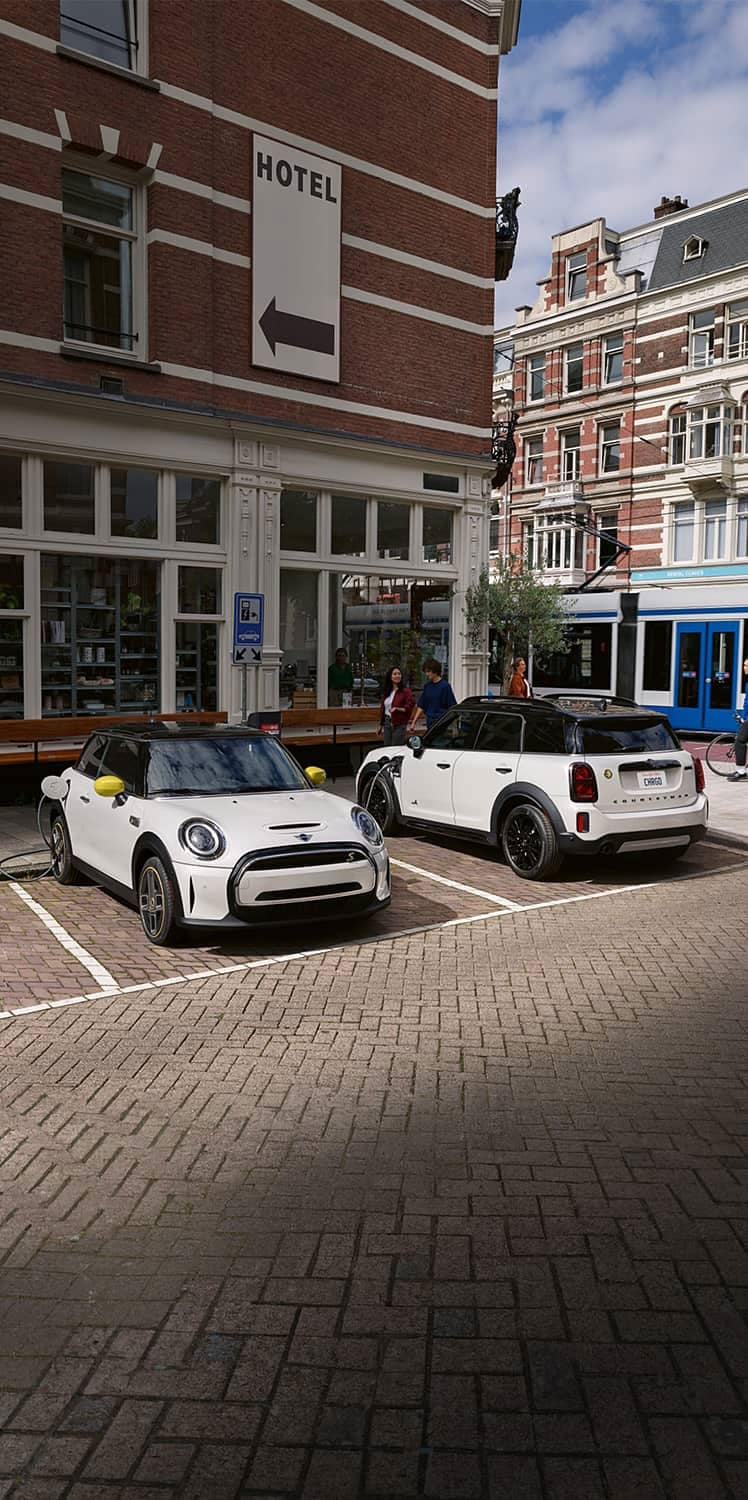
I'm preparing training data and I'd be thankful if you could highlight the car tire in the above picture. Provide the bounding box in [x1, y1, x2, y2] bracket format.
[137, 853, 180, 946]
[50, 814, 83, 885]
[501, 803, 563, 881]
[361, 768, 401, 837]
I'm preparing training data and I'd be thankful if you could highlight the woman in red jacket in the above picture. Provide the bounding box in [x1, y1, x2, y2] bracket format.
[378, 665, 416, 746]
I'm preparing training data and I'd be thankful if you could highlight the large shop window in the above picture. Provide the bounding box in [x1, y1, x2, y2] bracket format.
[60, 0, 139, 70]
[62, 170, 137, 352]
[40, 554, 159, 717]
[176, 623, 218, 712]
[0, 455, 22, 530]
[422, 508, 453, 564]
[377, 502, 409, 561]
[176, 475, 221, 546]
[328, 574, 451, 707]
[0, 555, 24, 721]
[111, 467, 158, 539]
[642, 621, 673, 693]
[280, 570, 318, 708]
[331, 494, 366, 557]
[44, 460, 95, 534]
[178, 566, 221, 614]
[533, 624, 612, 691]
[281, 489, 317, 552]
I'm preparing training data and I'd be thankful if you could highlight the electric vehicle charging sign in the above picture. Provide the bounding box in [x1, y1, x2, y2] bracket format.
[233, 593, 264, 664]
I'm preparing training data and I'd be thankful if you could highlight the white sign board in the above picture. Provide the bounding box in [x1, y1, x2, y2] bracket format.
[252, 134, 341, 383]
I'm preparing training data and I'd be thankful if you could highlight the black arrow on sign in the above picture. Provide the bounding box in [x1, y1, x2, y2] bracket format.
[259, 297, 335, 357]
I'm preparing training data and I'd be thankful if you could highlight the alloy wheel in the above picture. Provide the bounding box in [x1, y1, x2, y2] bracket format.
[139, 865, 165, 939]
[505, 810, 543, 873]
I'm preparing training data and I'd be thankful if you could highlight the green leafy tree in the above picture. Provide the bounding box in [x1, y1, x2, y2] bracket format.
[464, 559, 571, 691]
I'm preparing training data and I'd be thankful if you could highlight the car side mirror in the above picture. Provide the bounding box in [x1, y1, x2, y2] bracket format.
[94, 774, 126, 799]
[305, 766, 326, 786]
[408, 735, 423, 756]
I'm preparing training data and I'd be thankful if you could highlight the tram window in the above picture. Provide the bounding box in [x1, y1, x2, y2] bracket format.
[642, 621, 673, 693]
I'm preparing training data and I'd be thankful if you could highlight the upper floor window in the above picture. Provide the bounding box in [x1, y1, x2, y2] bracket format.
[670, 411, 686, 464]
[60, 0, 139, 71]
[727, 300, 748, 362]
[597, 511, 619, 568]
[528, 354, 545, 403]
[525, 435, 543, 487]
[738, 496, 748, 558]
[62, 168, 138, 352]
[564, 342, 584, 394]
[566, 252, 587, 302]
[561, 427, 581, 482]
[603, 332, 623, 385]
[683, 236, 706, 262]
[704, 498, 727, 561]
[673, 500, 695, 562]
[689, 403, 731, 460]
[689, 309, 715, 369]
[600, 421, 621, 474]
[489, 514, 500, 553]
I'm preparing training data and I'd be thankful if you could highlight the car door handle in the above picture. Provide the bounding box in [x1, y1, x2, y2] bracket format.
[79, 794, 90, 803]
[494, 766, 513, 774]
[436, 762, 451, 769]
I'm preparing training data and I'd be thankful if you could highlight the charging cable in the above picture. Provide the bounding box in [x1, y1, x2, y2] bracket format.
[0, 778, 65, 883]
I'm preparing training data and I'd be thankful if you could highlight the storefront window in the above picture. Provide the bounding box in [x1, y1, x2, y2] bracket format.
[40, 554, 159, 717]
[331, 494, 366, 556]
[377, 501, 409, 560]
[0, 554, 23, 610]
[178, 566, 221, 614]
[175, 475, 221, 545]
[423, 507, 453, 564]
[329, 574, 451, 706]
[176, 622, 218, 712]
[111, 468, 158, 539]
[44, 461, 95, 534]
[280, 569, 318, 708]
[0, 455, 22, 529]
[281, 489, 317, 552]
[0, 554, 24, 720]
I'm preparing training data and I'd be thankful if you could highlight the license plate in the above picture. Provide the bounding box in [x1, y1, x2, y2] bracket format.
[637, 771, 665, 790]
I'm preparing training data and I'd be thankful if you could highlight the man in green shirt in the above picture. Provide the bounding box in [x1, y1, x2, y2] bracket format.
[328, 647, 354, 706]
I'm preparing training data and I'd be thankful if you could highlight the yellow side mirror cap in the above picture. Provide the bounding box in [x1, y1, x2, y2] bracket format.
[305, 766, 326, 786]
[94, 774, 126, 798]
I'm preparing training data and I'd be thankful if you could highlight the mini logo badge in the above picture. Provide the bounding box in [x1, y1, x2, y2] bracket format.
[604, 769, 613, 779]
[296, 832, 313, 841]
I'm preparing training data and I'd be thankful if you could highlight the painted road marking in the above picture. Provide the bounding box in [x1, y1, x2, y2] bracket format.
[1, 855, 744, 1025]
[390, 857, 521, 908]
[7, 879, 118, 993]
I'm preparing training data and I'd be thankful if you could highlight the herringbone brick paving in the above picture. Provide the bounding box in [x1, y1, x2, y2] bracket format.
[0, 862, 747, 1496]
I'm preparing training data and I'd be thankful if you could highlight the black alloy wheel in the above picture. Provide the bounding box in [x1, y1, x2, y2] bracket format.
[501, 803, 563, 881]
[137, 854, 179, 946]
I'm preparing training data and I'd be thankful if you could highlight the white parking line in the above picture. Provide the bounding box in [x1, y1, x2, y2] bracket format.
[390, 857, 521, 908]
[0, 855, 744, 1026]
[7, 880, 118, 993]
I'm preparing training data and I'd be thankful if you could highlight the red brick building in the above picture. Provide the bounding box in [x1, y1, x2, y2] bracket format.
[492, 189, 748, 732]
[0, 0, 519, 724]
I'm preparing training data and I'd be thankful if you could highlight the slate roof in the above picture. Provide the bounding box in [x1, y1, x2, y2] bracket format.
[645, 197, 748, 291]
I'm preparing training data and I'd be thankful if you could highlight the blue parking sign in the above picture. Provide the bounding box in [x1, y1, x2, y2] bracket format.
[233, 592, 264, 663]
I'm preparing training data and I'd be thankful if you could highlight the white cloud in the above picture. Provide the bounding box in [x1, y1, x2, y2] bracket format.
[495, 0, 748, 327]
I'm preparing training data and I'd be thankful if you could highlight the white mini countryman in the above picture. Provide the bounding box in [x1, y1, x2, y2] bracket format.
[48, 725, 390, 944]
[356, 695, 708, 881]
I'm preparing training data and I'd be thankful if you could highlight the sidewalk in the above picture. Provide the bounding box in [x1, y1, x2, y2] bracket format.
[682, 741, 748, 847]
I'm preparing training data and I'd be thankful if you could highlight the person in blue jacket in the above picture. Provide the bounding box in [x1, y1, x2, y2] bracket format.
[728, 657, 748, 781]
[407, 657, 457, 734]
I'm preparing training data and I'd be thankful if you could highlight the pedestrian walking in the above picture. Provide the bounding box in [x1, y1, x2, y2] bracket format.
[407, 657, 457, 734]
[728, 657, 748, 781]
[378, 666, 415, 746]
[508, 656, 532, 698]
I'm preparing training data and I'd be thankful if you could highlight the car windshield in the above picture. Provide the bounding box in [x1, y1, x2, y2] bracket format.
[147, 736, 309, 796]
[579, 718, 679, 754]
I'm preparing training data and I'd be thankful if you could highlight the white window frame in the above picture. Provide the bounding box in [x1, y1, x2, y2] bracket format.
[688, 404, 732, 461]
[603, 332, 624, 386]
[561, 428, 581, 482]
[737, 496, 748, 559]
[704, 498, 728, 561]
[599, 420, 621, 475]
[669, 411, 686, 465]
[726, 300, 748, 362]
[59, 0, 149, 77]
[566, 252, 587, 302]
[671, 500, 697, 564]
[689, 309, 715, 370]
[524, 435, 544, 488]
[62, 157, 147, 362]
[563, 341, 584, 395]
[596, 510, 619, 570]
[683, 236, 705, 262]
[527, 354, 545, 403]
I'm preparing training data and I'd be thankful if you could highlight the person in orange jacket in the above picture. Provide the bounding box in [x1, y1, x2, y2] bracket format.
[508, 656, 532, 698]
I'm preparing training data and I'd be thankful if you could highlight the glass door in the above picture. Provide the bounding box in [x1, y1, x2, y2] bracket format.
[674, 624, 705, 731]
[705, 622, 739, 732]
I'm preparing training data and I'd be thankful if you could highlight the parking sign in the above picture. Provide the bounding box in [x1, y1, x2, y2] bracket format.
[233, 593, 264, 664]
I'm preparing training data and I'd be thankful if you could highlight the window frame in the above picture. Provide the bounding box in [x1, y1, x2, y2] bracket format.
[726, 300, 748, 362]
[59, 0, 149, 77]
[596, 510, 619, 570]
[737, 496, 748, 560]
[669, 411, 686, 466]
[599, 420, 622, 475]
[688, 309, 715, 370]
[672, 500, 696, 564]
[603, 332, 624, 386]
[527, 353, 545, 403]
[563, 341, 584, 395]
[561, 427, 581, 482]
[61, 157, 147, 361]
[566, 251, 587, 303]
[524, 435, 544, 488]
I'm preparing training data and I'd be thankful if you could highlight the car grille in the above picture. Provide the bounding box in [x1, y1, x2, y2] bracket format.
[244, 846, 368, 872]
[256, 880, 361, 902]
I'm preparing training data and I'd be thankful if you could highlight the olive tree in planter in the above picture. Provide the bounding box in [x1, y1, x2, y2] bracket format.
[465, 559, 571, 693]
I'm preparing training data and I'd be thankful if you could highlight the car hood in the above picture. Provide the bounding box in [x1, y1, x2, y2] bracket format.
[152, 788, 365, 859]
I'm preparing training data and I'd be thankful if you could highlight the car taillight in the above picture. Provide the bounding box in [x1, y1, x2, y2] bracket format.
[693, 756, 705, 793]
[570, 762, 598, 802]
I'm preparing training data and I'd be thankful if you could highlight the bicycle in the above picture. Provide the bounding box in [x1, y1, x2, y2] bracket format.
[705, 712, 743, 777]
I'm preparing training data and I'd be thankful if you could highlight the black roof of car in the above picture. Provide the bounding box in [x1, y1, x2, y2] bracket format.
[460, 695, 667, 721]
[87, 723, 263, 742]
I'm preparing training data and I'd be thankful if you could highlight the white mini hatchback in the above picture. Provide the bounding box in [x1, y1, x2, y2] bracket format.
[356, 695, 708, 881]
[49, 725, 390, 943]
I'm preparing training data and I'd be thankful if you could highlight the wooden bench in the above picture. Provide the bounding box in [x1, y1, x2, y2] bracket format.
[0, 712, 228, 767]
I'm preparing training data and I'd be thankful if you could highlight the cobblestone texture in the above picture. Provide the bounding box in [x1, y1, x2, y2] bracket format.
[0, 853, 746, 1496]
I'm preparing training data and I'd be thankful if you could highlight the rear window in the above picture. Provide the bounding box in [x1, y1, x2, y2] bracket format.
[580, 718, 679, 755]
[523, 716, 569, 755]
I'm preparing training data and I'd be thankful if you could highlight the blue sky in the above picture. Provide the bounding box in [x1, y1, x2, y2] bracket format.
[495, 0, 748, 325]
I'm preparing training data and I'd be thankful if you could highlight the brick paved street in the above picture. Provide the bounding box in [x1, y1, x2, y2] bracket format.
[0, 852, 747, 1497]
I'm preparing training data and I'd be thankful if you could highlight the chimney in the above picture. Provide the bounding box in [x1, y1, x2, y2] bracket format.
[653, 194, 689, 220]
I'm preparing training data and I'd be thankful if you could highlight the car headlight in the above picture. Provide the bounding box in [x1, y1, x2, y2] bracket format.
[178, 818, 226, 860]
[351, 805, 384, 847]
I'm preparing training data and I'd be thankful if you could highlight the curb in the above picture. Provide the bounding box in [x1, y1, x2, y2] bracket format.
[705, 828, 748, 852]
